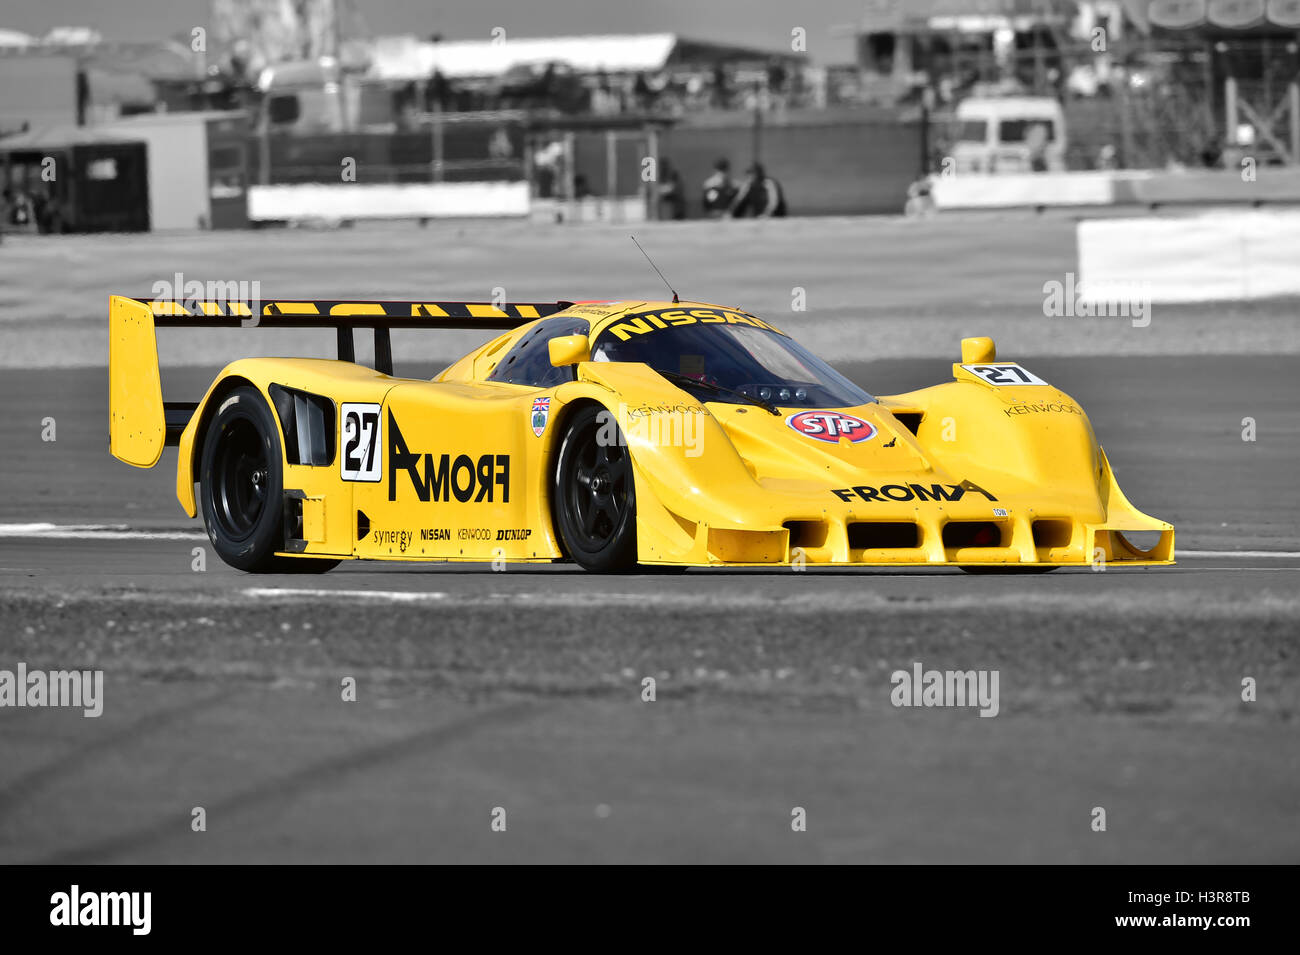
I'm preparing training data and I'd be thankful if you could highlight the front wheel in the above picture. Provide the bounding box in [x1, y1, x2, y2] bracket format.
[552, 405, 638, 572]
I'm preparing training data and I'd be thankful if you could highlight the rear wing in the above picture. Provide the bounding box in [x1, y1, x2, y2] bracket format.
[109, 294, 571, 468]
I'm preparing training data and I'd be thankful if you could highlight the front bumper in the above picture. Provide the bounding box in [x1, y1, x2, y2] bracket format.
[638, 508, 1174, 568]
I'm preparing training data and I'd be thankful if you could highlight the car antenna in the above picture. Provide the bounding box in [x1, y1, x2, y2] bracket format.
[630, 235, 679, 303]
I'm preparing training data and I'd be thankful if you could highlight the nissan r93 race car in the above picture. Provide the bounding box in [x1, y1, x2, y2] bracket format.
[108, 294, 1173, 573]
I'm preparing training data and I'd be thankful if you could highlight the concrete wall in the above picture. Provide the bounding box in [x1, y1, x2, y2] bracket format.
[563, 115, 923, 216]
[933, 171, 1122, 209]
[934, 167, 1300, 212]
[661, 117, 923, 217]
[248, 181, 530, 221]
[1078, 210, 1300, 303]
[101, 114, 209, 230]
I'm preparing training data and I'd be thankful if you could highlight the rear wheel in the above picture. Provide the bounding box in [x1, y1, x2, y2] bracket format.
[553, 405, 638, 572]
[199, 385, 338, 573]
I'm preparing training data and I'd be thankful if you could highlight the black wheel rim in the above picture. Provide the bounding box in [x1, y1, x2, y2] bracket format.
[211, 417, 269, 541]
[567, 425, 630, 549]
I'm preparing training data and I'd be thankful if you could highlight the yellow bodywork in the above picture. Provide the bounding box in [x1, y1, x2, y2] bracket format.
[109, 294, 1173, 569]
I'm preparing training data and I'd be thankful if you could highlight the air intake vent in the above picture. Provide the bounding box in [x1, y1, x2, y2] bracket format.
[848, 522, 919, 549]
[943, 521, 1003, 549]
[892, 412, 923, 436]
[784, 520, 829, 550]
[1032, 519, 1071, 549]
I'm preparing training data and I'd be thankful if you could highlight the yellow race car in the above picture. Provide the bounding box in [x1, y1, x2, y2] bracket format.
[109, 294, 1173, 573]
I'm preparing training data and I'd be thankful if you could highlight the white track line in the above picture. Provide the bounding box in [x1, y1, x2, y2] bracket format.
[0, 523, 205, 541]
[235, 587, 1300, 616]
[1176, 550, 1300, 559]
[244, 587, 447, 602]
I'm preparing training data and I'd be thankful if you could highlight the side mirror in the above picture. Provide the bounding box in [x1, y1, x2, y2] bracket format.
[960, 336, 996, 364]
[548, 334, 590, 367]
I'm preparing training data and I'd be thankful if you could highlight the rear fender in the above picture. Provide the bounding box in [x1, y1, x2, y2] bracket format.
[178, 360, 396, 564]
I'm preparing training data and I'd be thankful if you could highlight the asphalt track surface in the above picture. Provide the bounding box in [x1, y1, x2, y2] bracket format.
[0, 356, 1296, 863]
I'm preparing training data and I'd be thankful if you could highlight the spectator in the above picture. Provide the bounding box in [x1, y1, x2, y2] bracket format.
[730, 163, 787, 218]
[1025, 123, 1049, 172]
[593, 69, 616, 115]
[29, 185, 46, 230]
[685, 74, 705, 111]
[396, 80, 420, 127]
[424, 70, 450, 111]
[767, 58, 788, 112]
[1199, 135, 1223, 169]
[488, 125, 513, 160]
[711, 63, 731, 110]
[657, 160, 685, 220]
[6, 187, 35, 228]
[701, 158, 737, 217]
[533, 140, 564, 198]
[904, 177, 936, 217]
[633, 72, 653, 112]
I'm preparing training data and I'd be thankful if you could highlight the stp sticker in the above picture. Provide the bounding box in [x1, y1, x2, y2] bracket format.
[786, 411, 877, 444]
[531, 397, 551, 437]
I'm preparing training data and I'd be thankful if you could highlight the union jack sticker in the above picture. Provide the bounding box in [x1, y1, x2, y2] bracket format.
[531, 397, 551, 438]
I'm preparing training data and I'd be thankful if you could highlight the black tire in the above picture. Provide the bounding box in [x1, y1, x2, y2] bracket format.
[552, 404, 638, 572]
[199, 385, 339, 574]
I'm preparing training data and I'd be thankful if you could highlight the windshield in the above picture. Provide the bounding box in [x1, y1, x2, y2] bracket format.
[999, 119, 1055, 143]
[592, 314, 873, 409]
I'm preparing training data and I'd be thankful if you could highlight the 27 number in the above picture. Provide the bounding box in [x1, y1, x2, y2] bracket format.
[341, 403, 381, 481]
[964, 364, 1047, 386]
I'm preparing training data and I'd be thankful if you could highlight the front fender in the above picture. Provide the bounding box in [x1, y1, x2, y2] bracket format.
[883, 378, 1102, 513]
[555, 362, 793, 563]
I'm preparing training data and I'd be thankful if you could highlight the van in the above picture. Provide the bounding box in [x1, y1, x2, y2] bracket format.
[951, 96, 1067, 174]
[258, 58, 357, 132]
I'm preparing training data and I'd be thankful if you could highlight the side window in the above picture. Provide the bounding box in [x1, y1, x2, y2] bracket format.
[487, 317, 589, 387]
[999, 120, 1054, 143]
[957, 120, 987, 143]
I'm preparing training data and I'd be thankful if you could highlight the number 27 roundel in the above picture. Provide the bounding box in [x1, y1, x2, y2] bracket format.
[341, 402, 382, 481]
